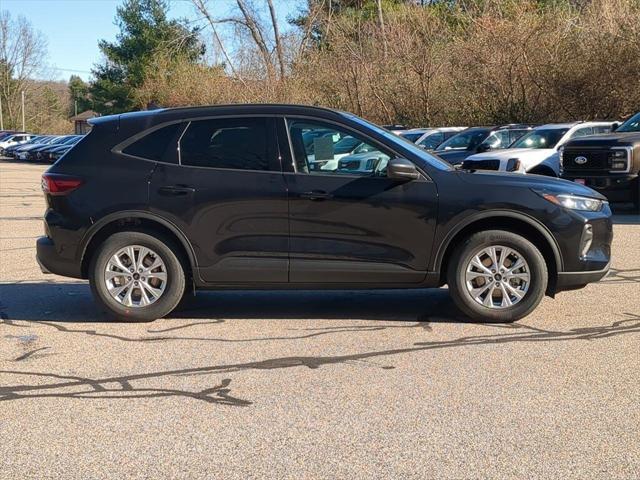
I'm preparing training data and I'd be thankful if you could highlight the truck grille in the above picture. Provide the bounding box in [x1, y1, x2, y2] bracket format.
[562, 149, 610, 172]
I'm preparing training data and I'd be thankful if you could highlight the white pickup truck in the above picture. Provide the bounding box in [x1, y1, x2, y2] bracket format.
[462, 122, 616, 176]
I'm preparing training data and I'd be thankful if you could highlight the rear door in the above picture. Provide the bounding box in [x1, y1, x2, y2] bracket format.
[135, 117, 289, 284]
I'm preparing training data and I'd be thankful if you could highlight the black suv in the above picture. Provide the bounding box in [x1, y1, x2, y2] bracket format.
[561, 111, 640, 213]
[37, 105, 612, 322]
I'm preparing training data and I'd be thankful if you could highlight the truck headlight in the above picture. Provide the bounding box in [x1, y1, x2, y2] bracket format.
[558, 147, 564, 172]
[535, 191, 606, 212]
[608, 147, 631, 172]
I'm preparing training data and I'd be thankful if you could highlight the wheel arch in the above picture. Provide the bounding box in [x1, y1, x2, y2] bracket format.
[79, 211, 197, 280]
[435, 212, 563, 295]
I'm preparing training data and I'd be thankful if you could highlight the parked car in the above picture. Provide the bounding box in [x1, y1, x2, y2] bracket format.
[433, 125, 535, 165]
[36, 135, 83, 162]
[26, 135, 78, 162]
[13, 136, 58, 159]
[397, 128, 433, 142]
[415, 127, 468, 150]
[37, 105, 612, 323]
[0, 133, 34, 154]
[462, 122, 616, 176]
[46, 144, 75, 163]
[561, 111, 640, 213]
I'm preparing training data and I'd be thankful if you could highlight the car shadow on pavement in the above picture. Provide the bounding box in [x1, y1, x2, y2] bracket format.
[0, 281, 469, 324]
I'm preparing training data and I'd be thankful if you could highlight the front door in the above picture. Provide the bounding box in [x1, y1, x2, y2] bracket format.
[145, 117, 289, 284]
[279, 117, 438, 284]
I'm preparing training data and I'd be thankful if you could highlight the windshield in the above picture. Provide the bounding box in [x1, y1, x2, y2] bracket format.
[511, 128, 569, 149]
[617, 112, 640, 132]
[340, 112, 453, 171]
[436, 129, 489, 151]
[400, 131, 425, 142]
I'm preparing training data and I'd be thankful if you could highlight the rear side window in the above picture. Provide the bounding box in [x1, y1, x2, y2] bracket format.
[180, 118, 269, 171]
[123, 123, 186, 164]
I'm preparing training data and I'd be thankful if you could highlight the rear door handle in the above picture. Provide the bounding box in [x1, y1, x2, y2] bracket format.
[299, 190, 333, 201]
[158, 185, 195, 196]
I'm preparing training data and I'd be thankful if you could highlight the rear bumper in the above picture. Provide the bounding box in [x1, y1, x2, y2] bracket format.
[36, 236, 82, 278]
[555, 263, 610, 292]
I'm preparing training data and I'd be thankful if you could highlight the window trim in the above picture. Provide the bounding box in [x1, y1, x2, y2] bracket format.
[114, 120, 189, 166]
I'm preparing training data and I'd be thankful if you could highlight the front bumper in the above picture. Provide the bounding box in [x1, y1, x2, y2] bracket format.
[562, 173, 638, 203]
[556, 263, 610, 292]
[36, 236, 82, 278]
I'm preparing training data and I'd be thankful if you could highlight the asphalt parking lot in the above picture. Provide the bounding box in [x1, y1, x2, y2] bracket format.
[1, 160, 639, 479]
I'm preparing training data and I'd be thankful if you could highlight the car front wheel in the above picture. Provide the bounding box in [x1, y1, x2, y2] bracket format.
[447, 230, 548, 322]
[89, 231, 186, 321]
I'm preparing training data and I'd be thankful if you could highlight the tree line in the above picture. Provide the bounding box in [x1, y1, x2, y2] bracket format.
[2, 0, 639, 133]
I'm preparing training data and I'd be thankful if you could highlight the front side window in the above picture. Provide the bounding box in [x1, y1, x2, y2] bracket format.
[180, 118, 270, 171]
[478, 130, 511, 150]
[437, 129, 489, 151]
[287, 119, 391, 176]
[418, 132, 444, 150]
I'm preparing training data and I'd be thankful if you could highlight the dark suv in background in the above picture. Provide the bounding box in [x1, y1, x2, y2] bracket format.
[37, 105, 612, 322]
[561, 111, 640, 213]
[433, 124, 535, 165]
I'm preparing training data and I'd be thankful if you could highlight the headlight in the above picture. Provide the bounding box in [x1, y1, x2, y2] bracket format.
[506, 158, 521, 172]
[558, 147, 564, 171]
[536, 191, 606, 212]
[608, 147, 631, 172]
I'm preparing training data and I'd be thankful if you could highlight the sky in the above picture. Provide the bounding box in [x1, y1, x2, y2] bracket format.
[3, 0, 296, 82]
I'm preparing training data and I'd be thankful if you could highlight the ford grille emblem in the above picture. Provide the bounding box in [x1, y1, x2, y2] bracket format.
[574, 156, 588, 165]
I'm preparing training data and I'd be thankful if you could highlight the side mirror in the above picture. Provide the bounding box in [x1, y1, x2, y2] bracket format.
[387, 158, 420, 181]
[476, 143, 491, 153]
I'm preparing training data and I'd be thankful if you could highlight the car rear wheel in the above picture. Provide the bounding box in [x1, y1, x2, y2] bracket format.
[447, 230, 548, 322]
[89, 231, 186, 321]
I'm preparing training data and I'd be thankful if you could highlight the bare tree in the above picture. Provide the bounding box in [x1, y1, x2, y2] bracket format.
[0, 11, 48, 129]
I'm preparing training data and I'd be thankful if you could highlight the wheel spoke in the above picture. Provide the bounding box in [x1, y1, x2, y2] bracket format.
[470, 255, 493, 275]
[136, 246, 150, 270]
[141, 280, 163, 299]
[499, 283, 513, 307]
[504, 282, 526, 300]
[498, 247, 513, 270]
[105, 270, 126, 280]
[487, 247, 499, 269]
[110, 254, 130, 273]
[138, 284, 151, 306]
[146, 271, 167, 281]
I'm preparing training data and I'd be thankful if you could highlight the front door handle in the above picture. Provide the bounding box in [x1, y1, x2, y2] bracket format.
[158, 185, 195, 196]
[299, 190, 333, 201]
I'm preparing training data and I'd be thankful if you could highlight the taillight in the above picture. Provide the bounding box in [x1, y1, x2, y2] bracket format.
[41, 173, 83, 195]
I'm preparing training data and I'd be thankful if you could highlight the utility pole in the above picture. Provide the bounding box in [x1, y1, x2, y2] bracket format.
[0, 94, 3, 130]
[21, 91, 26, 132]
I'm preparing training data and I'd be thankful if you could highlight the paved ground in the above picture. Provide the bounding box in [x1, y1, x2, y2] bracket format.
[1, 161, 638, 479]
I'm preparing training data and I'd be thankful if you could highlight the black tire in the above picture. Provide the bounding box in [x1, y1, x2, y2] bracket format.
[89, 231, 186, 321]
[447, 230, 548, 323]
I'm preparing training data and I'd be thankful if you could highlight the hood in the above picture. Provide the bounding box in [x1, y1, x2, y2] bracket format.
[564, 132, 640, 148]
[457, 169, 607, 200]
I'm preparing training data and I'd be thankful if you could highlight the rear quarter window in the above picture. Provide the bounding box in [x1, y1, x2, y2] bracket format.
[122, 123, 187, 164]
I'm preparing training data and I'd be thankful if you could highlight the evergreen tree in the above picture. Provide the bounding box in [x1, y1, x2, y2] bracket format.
[90, 0, 204, 114]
